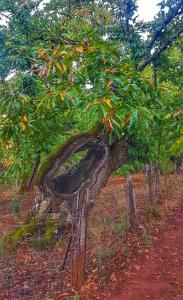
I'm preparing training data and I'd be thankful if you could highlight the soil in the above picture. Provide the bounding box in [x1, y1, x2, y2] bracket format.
[109, 202, 183, 300]
[0, 173, 183, 299]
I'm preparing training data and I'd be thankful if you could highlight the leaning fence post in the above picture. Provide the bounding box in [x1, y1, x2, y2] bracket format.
[146, 163, 155, 202]
[154, 164, 161, 196]
[71, 188, 89, 290]
[126, 175, 137, 230]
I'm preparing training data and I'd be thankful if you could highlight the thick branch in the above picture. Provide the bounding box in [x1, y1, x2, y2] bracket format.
[32, 128, 128, 223]
[124, 0, 131, 43]
[138, 27, 183, 71]
[148, 0, 183, 52]
[36, 127, 102, 186]
[117, 0, 126, 38]
[117, 0, 133, 43]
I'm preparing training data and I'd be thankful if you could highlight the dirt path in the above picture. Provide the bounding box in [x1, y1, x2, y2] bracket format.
[110, 202, 183, 300]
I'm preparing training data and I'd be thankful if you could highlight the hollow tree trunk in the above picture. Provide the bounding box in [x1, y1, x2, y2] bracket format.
[31, 129, 128, 224]
[29, 127, 128, 288]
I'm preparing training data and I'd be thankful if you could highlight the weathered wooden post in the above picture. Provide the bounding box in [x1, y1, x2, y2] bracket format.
[154, 164, 160, 196]
[71, 188, 89, 290]
[126, 175, 137, 230]
[146, 163, 155, 202]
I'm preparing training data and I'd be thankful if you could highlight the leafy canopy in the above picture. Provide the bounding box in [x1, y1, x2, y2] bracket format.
[0, 0, 182, 181]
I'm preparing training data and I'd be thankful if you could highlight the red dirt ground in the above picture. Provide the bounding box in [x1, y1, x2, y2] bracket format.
[109, 202, 183, 300]
[0, 174, 183, 299]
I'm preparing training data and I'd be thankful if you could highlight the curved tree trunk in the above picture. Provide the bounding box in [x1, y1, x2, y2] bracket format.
[31, 129, 128, 224]
[29, 128, 128, 288]
[174, 157, 183, 174]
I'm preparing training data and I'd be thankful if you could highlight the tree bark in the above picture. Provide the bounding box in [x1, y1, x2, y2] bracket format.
[19, 154, 40, 194]
[27, 153, 40, 191]
[28, 129, 128, 288]
[31, 129, 128, 225]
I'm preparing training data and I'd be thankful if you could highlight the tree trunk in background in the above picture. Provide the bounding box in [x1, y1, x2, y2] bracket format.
[146, 163, 155, 202]
[170, 156, 183, 174]
[27, 154, 41, 191]
[126, 175, 137, 230]
[19, 154, 40, 194]
[175, 157, 183, 174]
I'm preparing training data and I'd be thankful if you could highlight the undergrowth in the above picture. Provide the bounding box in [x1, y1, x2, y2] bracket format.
[144, 204, 162, 220]
[0, 219, 60, 257]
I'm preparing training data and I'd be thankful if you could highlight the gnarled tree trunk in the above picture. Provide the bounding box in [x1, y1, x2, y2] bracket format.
[29, 127, 128, 288]
[31, 128, 128, 223]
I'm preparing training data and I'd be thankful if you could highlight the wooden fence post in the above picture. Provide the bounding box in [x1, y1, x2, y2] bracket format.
[126, 175, 137, 230]
[154, 164, 160, 196]
[71, 188, 89, 290]
[146, 163, 155, 202]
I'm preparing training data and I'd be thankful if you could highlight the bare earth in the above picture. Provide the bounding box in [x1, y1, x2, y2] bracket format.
[0, 174, 183, 299]
[110, 200, 183, 300]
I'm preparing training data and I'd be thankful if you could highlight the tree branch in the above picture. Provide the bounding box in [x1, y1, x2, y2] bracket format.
[34, 0, 45, 9]
[27, 153, 40, 191]
[138, 27, 183, 71]
[148, 0, 183, 52]
[0, 12, 11, 21]
[124, 0, 131, 43]
[116, 0, 126, 38]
